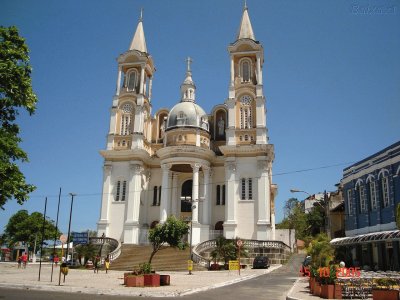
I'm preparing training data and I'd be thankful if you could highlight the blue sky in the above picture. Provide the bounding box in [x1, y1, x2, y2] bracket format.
[1, 0, 399, 235]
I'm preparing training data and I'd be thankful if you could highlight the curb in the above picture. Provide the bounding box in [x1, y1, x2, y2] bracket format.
[286, 278, 302, 300]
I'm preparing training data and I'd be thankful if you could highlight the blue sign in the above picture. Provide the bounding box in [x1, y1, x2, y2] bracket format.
[72, 232, 89, 245]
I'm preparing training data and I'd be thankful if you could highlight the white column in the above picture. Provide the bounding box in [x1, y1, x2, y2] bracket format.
[126, 164, 143, 223]
[116, 66, 122, 96]
[202, 167, 210, 225]
[256, 54, 262, 85]
[160, 164, 170, 223]
[123, 163, 143, 244]
[98, 164, 112, 235]
[148, 77, 153, 101]
[230, 56, 234, 86]
[256, 159, 270, 240]
[225, 161, 236, 223]
[224, 160, 237, 238]
[171, 173, 178, 217]
[191, 163, 201, 223]
[139, 66, 145, 94]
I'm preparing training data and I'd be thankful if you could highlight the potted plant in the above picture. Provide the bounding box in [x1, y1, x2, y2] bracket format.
[312, 270, 321, 297]
[140, 263, 160, 287]
[125, 273, 144, 287]
[320, 265, 336, 299]
[372, 278, 399, 300]
[309, 266, 318, 294]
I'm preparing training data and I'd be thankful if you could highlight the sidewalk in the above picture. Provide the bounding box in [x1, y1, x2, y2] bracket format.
[0, 262, 281, 297]
[286, 277, 325, 300]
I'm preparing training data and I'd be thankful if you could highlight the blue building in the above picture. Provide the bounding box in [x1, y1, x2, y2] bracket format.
[331, 141, 400, 271]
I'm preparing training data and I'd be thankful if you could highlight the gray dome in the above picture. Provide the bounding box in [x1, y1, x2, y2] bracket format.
[166, 101, 209, 131]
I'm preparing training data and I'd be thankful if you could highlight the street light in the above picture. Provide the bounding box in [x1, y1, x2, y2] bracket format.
[290, 189, 311, 196]
[64, 193, 76, 282]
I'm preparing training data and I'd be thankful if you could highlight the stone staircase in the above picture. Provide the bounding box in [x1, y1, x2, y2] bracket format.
[110, 245, 206, 271]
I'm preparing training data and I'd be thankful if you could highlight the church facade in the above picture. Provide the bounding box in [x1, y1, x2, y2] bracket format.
[97, 6, 277, 245]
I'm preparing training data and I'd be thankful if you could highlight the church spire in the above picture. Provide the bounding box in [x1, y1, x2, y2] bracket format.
[180, 57, 196, 102]
[237, 3, 255, 40]
[129, 9, 148, 53]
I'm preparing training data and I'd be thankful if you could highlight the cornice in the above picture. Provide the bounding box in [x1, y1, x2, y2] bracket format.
[99, 149, 151, 163]
[156, 145, 215, 161]
[219, 144, 274, 159]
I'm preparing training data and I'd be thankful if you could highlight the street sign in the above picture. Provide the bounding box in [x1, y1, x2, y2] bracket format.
[229, 260, 240, 270]
[72, 231, 89, 245]
[236, 239, 243, 247]
[59, 234, 67, 244]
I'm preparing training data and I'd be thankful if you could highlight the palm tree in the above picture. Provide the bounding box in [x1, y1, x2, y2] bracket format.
[210, 236, 236, 265]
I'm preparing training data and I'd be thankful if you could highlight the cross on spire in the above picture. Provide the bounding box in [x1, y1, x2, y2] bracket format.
[244, 0, 248, 10]
[186, 57, 193, 73]
[139, 8, 143, 22]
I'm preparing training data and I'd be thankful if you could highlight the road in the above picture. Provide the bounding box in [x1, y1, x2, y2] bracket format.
[0, 254, 304, 300]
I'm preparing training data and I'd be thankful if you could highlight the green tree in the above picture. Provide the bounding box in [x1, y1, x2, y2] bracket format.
[277, 198, 309, 241]
[74, 243, 98, 266]
[147, 216, 189, 264]
[3, 210, 60, 250]
[0, 26, 38, 209]
[307, 233, 334, 268]
[210, 236, 237, 264]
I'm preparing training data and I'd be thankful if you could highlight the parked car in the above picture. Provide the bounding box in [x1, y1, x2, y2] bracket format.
[252, 256, 270, 269]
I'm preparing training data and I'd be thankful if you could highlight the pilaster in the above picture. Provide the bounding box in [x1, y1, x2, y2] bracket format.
[191, 163, 201, 223]
[160, 164, 171, 223]
[224, 160, 237, 238]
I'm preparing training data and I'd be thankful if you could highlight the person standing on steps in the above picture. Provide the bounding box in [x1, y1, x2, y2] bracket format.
[105, 255, 110, 274]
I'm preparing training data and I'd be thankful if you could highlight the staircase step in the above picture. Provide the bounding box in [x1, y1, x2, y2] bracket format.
[110, 245, 206, 271]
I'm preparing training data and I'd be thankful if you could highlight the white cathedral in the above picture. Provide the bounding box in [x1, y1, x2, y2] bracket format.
[97, 5, 277, 246]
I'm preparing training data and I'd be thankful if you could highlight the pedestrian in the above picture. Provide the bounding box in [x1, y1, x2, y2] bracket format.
[105, 255, 110, 274]
[94, 255, 100, 273]
[17, 256, 22, 269]
[54, 254, 59, 267]
[21, 252, 28, 269]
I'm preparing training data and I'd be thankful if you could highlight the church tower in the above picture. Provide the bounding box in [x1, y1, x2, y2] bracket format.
[98, 12, 155, 242]
[220, 4, 275, 240]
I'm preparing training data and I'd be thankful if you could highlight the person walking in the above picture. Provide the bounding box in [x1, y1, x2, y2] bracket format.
[21, 252, 28, 269]
[54, 254, 59, 267]
[94, 255, 100, 273]
[17, 256, 22, 269]
[105, 255, 110, 274]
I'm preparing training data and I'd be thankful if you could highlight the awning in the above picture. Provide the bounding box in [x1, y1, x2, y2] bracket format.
[330, 230, 400, 246]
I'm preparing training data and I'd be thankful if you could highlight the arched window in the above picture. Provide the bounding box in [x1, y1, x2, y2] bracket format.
[369, 181, 377, 210]
[358, 185, 367, 213]
[239, 95, 252, 129]
[115, 180, 127, 201]
[120, 103, 133, 135]
[381, 176, 390, 207]
[127, 69, 138, 92]
[240, 59, 252, 83]
[242, 61, 250, 82]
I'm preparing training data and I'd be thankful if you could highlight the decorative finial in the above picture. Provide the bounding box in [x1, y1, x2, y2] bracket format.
[244, 0, 248, 10]
[186, 57, 193, 73]
[139, 8, 143, 22]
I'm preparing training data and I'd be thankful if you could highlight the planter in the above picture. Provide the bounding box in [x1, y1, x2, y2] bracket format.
[313, 281, 321, 297]
[210, 264, 220, 271]
[124, 272, 133, 285]
[321, 284, 334, 299]
[372, 289, 399, 300]
[144, 274, 160, 287]
[310, 277, 315, 294]
[334, 284, 342, 299]
[126, 275, 144, 287]
[160, 275, 170, 286]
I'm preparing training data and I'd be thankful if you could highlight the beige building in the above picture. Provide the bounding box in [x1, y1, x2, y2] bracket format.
[97, 5, 277, 245]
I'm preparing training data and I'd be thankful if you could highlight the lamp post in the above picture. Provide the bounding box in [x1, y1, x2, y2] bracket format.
[64, 192, 76, 283]
[181, 196, 204, 275]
